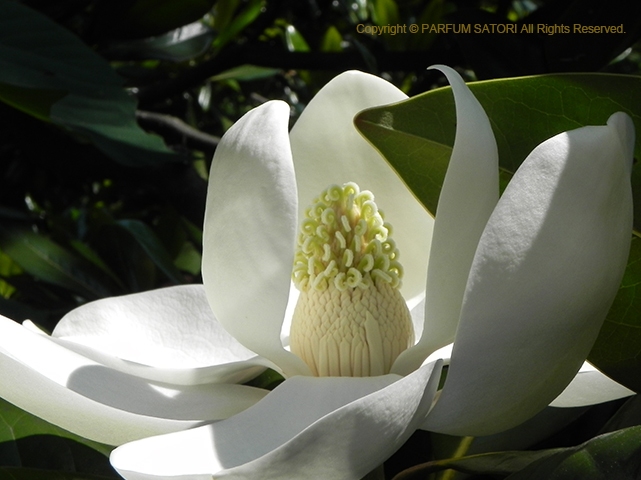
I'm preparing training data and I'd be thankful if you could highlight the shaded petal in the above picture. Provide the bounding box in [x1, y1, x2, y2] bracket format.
[465, 405, 588, 455]
[203, 101, 311, 377]
[550, 362, 634, 407]
[0, 315, 269, 445]
[52, 285, 267, 385]
[111, 360, 442, 480]
[425, 112, 634, 436]
[290, 71, 433, 305]
[393, 65, 499, 375]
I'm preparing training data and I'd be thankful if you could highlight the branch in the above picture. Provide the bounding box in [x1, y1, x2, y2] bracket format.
[136, 45, 456, 106]
[136, 110, 220, 153]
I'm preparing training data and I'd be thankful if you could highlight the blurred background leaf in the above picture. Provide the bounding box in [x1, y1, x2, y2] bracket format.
[0, 1, 180, 167]
[0, 397, 116, 477]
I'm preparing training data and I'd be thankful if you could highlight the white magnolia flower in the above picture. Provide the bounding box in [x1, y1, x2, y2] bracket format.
[0, 66, 634, 480]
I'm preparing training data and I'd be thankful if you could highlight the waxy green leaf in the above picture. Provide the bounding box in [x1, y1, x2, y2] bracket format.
[506, 426, 641, 479]
[589, 236, 641, 393]
[356, 73, 641, 223]
[392, 449, 560, 479]
[393, 426, 641, 480]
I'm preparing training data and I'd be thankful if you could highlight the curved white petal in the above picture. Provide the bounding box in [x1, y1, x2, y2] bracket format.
[0, 315, 269, 445]
[393, 65, 499, 375]
[111, 361, 442, 480]
[550, 362, 634, 407]
[425, 112, 634, 436]
[52, 285, 267, 385]
[202, 101, 311, 377]
[289, 71, 433, 305]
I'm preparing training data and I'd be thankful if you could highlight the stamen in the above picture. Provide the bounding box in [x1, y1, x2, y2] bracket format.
[290, 183, 414, 377]
[322, 244, 332, 262]
[342, 248, 353, 268]
[292, 183, 403, 292]
[340, 215, 352, 232]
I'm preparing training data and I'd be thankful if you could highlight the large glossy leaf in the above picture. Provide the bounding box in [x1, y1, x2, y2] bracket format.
[589, 236, 641, 393]
[506, 426, 641, 479]
[356, 72, 641, 393]
[356, 73, 641, 224]
[0, 1, 178, 166]
[0, 84, 66, 122]
[394, 426, 641, 480]
[392, 449, 560, 479]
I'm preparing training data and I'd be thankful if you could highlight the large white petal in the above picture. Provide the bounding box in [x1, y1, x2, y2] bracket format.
[52, 285, 267, 385]
[202, 101, 311, 377]
[111, 361, 442, 480]
[392, 65, 499, 375]
[424, 112, 634, 436]
[289, 71, 433, 305]
[0, 315, 268, 445]
[549, 362, 634, 407]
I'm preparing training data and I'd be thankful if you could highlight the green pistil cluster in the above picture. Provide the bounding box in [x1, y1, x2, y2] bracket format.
[292, 182, 403, 292]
